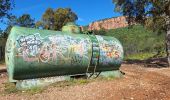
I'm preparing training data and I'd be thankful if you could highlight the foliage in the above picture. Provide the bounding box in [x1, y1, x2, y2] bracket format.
[0, 0, 14, 21]
[82, 25, 89, 31]
[23, 87, 44, 95]
[82, 29, 107, 35]
[93, 28, 107, 35]
[0, 0, 14, 37]
[82, 26, 107, 35]
[125, 52, 156, 60]
[4, 82, 18, 94]
[36, 8, 78, 31]
[112, 0, 169, 62]
[4, 14, 35, 37]
[41, 8, 54, 29]
[16, 14, 35, 28]
[0, 29, 4, 37]
[7, 14, 35, 27]
[104, 25, 165, 59]
[82, 30, 93, 35]
[4, 82, 44, 94]
[112, 0, 170, 32]
[0, 59, 5, 64]
[35, 21, 43, 29]
[3, 25, 12, 38]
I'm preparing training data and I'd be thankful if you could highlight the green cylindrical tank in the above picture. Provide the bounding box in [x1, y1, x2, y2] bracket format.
[5, 25, 123, 82]
[62, 22, 81, 34]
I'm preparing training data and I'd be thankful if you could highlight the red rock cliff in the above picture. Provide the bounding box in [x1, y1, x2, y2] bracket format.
[88, 16, 128, 30]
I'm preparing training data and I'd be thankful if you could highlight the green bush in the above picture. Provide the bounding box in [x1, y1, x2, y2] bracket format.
[103, 25, 165, 60]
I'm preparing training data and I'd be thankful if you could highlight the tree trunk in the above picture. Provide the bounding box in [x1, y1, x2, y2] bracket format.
[166, 29, 170, 66]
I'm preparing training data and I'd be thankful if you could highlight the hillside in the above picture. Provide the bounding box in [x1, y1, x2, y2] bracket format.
[88, 16, 128, 30]
[98, 25, 166, 60]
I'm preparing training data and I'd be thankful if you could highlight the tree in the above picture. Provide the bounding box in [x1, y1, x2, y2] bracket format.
[53, 8, 78, 30]
[36, 8, 78, 31]
[0, 29, 4, 37]
[0, 0, 14, 38]
[0, 0, 14, 21]
[42, 8, 54, 29]
[17, 14, 35, 28]
[112, 0, 170, 65]
[35, 21, 43, 29]
[4, 14, 35, 37]
[3, 15, 17, 37]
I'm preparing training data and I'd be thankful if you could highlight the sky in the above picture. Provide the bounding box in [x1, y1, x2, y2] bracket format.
[1, 0, 122, 30]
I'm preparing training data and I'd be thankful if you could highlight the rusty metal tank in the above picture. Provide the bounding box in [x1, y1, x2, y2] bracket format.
[5, 23, 123, 82]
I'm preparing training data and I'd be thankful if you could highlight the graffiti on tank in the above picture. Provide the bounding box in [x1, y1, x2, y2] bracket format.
[39, 43, 52, 63]
[68, 39, 90, 65]
[70, 44, 84, 56]
[48, 35, 89, 64]
[16, 34, 42, 62]
[96, 35, 123, 65]
[16, 33, 90, 65]
[17, 34, 42, 56]
[71, 55, 83, 65]
[102, 44, 120, 59]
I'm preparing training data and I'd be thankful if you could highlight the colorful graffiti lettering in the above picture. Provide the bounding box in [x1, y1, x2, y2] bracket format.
[16, 33, 122, 66]
[96, 35, 123, 65]
[16, 33, 90, 65]
[16, 33, 42, 62]
[17, 33, 42, 56]
[102, 44, 120, 59]
[71, 55, 83, 65]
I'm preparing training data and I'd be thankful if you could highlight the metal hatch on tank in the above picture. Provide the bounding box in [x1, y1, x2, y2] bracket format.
[5, 22, 124, 90]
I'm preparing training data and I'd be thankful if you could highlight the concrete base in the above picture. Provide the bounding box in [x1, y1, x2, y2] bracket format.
[16, 70, 124, 90]
[16, 76, 70, 90]
[100, 70, 124, 78]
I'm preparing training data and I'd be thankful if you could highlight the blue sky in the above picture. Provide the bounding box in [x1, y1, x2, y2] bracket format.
[1, 0, 122, 30]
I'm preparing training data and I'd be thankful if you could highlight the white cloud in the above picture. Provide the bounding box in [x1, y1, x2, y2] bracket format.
[78, 17, 85, 22]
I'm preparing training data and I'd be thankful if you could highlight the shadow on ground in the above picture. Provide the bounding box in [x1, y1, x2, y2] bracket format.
[124, 57, 168, 68]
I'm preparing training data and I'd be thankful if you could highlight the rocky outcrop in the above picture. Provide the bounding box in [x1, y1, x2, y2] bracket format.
[88, 16, 128, 30]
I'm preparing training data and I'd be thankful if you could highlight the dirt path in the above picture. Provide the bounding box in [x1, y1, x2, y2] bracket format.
[0, 64, 6, 73]
[1, 64, 170, 100]
[0, 64, 5, 68]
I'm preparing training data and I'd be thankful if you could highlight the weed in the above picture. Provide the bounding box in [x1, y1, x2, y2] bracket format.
[4, 82, 18, 94]
[23, 87, 44, 95]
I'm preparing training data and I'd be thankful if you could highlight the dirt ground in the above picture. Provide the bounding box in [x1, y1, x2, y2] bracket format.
[1, 64, 170, 100]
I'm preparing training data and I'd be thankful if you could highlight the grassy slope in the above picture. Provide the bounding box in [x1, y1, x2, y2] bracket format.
[104, 25, 166, 60]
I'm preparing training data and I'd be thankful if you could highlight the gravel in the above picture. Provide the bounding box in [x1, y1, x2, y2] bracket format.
[1, 64, 170, 100]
